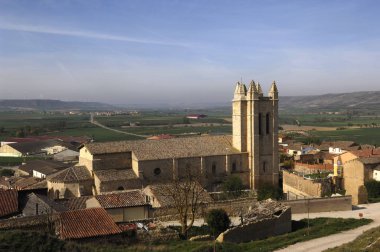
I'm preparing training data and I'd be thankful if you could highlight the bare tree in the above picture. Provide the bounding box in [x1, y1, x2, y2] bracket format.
[157, 166, 210, 239]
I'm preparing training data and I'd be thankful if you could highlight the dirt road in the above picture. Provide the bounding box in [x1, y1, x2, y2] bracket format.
[276, 202, 380, 252]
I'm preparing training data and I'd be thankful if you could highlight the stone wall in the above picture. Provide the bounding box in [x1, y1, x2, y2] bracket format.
[283, 171, 331, 198]
[343, 159, 369, 205]
[216, 207, 291, 243]
[282, 196, 352, 214]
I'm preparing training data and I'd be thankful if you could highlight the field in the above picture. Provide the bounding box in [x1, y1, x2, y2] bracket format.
[0, 109, 379, 145]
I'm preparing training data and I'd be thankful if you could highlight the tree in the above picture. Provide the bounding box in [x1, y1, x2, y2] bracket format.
[257, 184, 283, 201]
[157, 166, 208, 239]
[205, 209, 230, 236]
[222, 176, 244, 198]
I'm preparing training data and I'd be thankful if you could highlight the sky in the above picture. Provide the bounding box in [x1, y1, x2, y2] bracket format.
[0, 0, 379, 106]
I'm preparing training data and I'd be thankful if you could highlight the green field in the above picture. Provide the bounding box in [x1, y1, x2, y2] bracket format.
[0, 110, 379, 144]
[280, 113, 380, 127]
[302, 128, 380, 146]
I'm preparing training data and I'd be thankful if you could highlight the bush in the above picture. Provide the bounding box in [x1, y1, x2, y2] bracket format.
[0, 168, 15, 177]
[222, 176, 244, 198]
[205, 209, 230, 236]
[365, 180, 380, 199]
[257, 184, 283, 201]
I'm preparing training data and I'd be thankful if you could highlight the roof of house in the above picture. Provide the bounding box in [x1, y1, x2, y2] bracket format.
[60, 196, 93, 210]
[350, 149, 380, 158]
[95, 190, 147, 209]
[58, 208, 122, 239]
[7, 140, 62, 155]
[23, 193, 68, 213]
[47, 166, 92, 183]
[23, 180, 47, 190]
[83, 135, 240, 160]
[317, 141, 358, 151]
[93, 169, 138, 182]
[18, 160, 68, 176]
[359, 157, 380, 165]
[0, 189, 18, 217]
[14, 177, 43, 190]
[147, 134, 176, 140]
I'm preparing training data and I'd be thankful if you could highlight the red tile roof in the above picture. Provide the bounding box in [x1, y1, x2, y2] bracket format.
[0, 189, 18, 217]
[58, 208, 121, 240]
[95, 190, 148, 209]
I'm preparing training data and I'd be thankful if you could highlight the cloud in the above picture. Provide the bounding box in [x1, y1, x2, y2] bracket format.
[0, 22, 191, 48]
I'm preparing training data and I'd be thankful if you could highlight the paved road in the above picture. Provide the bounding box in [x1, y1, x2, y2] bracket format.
[276, 202, 380, 252]
[90, 114, 148, 138]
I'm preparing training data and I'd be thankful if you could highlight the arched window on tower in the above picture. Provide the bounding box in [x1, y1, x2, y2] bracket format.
[212, 163, 216, 175]
[263, 161, 266, 173]
[266, 113, 270, 134]
[258, 113, 262, 135]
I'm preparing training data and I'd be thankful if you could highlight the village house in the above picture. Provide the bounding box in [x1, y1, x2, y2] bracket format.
[0, 189, 19, 219]
[56, 208, 122, 240]
[92, 190, 150, 222]
[343, 157, 380, 204]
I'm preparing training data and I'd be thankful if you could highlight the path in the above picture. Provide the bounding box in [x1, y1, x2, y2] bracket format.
[90, 113, 148, 138]
[276, 202, 380, 252]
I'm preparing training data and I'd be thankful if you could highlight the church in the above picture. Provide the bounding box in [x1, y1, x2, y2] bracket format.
[47, 80, 279, 199]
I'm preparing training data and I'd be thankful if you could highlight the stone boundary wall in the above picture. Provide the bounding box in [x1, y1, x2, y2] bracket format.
[283, 170, 330, 198]
[216, 207, 291, 243]
[282, 196, 352, 214]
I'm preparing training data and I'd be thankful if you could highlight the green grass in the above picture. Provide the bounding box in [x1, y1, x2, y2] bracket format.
[326, 225, 380, 252]
[0, 218, 372, 252]
[305, 128, 380, 146]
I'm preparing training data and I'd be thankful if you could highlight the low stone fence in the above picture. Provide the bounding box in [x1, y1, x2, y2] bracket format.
[283, 170, 332, 198]
[282, 196, 352, 214]
[217, 207, 291, 243]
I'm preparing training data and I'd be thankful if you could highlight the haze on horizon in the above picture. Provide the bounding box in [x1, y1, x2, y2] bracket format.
[0, 0, 379, 106]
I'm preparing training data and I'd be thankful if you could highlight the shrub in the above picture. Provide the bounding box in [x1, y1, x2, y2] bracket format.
[222, 176, 244, 198]
[365, 180, 380, 199]
[0, 168, 15, 177]
[257, 184, 283, 201]
[205, 209, 230, 236]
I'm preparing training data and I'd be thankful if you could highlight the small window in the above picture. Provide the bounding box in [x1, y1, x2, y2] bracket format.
[212, 163, 216, 175]
[117, 186, 124, 190]
[154, 167, 161, 176]
[232, 162, 237, 172]
[263, 162, 266, 173]
[258, 113, 262, 135]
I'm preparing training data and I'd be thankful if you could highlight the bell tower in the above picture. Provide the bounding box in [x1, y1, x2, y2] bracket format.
[232, 80, 279, 189]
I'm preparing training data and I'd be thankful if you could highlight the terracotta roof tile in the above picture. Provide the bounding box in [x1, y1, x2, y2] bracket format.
[84, 135, 239, 160]
[93, 169, 137, 182]
[58, 208, 121, 240]
[48, 166, 92, 183]
[95, 190, 147, 208]
[0, 189, 18, 217]
[60, 196, 93, 210]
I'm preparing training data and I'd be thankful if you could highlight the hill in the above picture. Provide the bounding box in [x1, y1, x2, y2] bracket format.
[0, 99, 116, 111]
[280, 91, 380, 112]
